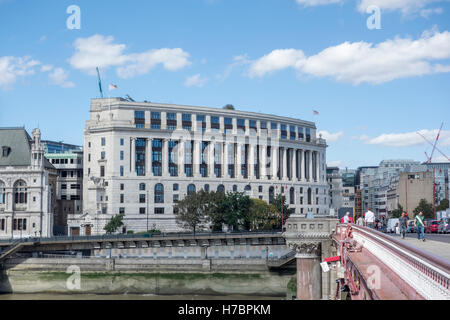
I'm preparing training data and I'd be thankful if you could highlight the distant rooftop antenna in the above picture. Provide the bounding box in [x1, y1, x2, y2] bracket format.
[96, 67, 104, 99]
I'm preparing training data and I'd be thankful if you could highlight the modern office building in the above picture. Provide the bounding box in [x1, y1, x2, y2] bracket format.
[68, 98, 329, 235]
[45, 150, 83, 235]
[0, 128, 57, 239]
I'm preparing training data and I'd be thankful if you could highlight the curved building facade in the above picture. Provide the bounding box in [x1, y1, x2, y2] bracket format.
[68, 98, 329, 235]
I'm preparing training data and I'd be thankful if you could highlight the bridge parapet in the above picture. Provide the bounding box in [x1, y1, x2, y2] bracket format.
[335, 224, 450, 300]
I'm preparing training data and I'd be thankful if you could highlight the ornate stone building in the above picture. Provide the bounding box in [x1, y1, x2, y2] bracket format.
[69, 98, 329, 235]
[0, 128, 56, 239]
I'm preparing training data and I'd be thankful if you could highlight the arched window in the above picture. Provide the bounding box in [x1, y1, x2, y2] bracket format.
[204, 184, 210, 192]
[217, 184, 225, 194]
[307, 188, 312, 205]
[269, 186, 274, 204]
[244, 185, 251, 191]
[232, 185, 238, 192]
[154, 184, 164, 203]
[0, 180, 5, 204]
[14, 180, 27, 204]
[187, 184, 196, 196]
[290, 187, 295, 205]
[173, 183, 179, 191]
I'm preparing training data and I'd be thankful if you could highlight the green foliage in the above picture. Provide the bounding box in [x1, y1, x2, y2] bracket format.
[248, 199, 280, 231]
[437, 199, 449, 212]
[174, 190, 224, 233]
[272, 193, 290, 225]
[413, 199, 434, 219]
[221, 192, 252, 231]
[390, 204, 404, 218]
[104, 213, 124, 234]
[223, 104, 235, 110]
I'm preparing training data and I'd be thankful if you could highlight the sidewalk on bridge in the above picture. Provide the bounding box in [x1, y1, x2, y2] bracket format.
[397, 237, 450, 263]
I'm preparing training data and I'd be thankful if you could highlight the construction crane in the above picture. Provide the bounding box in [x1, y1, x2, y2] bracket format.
[416, 123, 450, 163]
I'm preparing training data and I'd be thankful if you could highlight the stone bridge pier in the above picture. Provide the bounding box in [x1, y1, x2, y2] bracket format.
[284, 215, 339, 300]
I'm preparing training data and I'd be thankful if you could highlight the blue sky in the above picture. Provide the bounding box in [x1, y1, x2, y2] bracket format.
[1, 0, 450, 169]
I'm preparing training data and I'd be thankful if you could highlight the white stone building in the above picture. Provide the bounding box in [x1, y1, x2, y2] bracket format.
[0, 128, 56, 239]
[69, 98, 329, 235]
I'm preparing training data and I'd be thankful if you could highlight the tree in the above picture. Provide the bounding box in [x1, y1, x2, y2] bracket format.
[104, 213, 124, 234]
[437, 199, 449, 212]
[174, 190, 207, 233]
[220, 192, 252, 231]
[413, 199, 434, 219]
[272, 193, 290, 220]
[223, 104, 235, 110]
[390, 204, 404, 218]
[248, 199, 273, 231]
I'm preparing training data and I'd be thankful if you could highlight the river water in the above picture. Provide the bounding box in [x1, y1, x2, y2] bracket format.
[0, 293, 283, 300]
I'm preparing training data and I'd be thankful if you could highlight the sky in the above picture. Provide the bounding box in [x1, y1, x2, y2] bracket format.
[1, 0, 450, 169]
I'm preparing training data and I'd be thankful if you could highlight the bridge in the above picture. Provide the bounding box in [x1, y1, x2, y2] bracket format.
[284, 214, 450, 300]
[0, 231, 292, 269]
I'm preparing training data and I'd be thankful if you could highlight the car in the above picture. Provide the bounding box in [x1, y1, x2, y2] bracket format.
[438, 218, 449, 234]
[387, 218, 399, 233]
[407, 220, 416, 233]
[428, 220, 440, 233]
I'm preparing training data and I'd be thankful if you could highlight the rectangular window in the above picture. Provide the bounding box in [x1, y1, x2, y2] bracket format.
[120, 166, 124, 177]
[120, 151, 124, 161]
[173, 194, 179, 203]
[151, 111, 161, 129]
[166, 112, 177, 130]
[306, 128, 311, 142]
[139, 208, 146, 214]
[134, 111, 145, 128]
[154, 208, 164, 215]
[135, 138, 146, 176]
[139, 194, 146, 203]
[120, 138, 124, 146]
[120, 183, 124, 191]
[281, 124, 287, 139]
[101, 138, 106, 146]
[211, 116, 220, 131]
[196, 114, 206, 132]
[298, 127, 304, 141]
[271, 122, 278, 130]
[120, 194, 124, 203]
[119, 208, 125, 214]
[100, 165, 105, 177]
[260, 121, 267, 130]
[290, 125, 296, 140]
[61, 184, 67, 190]
[101, 151, 106, 160]
[224, 117, 233, 132]
[237, 118, 245, 131]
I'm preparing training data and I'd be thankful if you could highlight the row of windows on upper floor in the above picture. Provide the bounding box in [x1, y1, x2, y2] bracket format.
[134, 111, 312, 141]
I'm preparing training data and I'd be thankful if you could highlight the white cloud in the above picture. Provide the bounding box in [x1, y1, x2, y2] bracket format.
[247, 29, 450, 84]
[49, 68, 75, 88]
[0, 56, 40, 89]
[318, 130, 344, 142]
[69, 34, 190, 78]
[420, 7, 443, 18]
[248, 49, 305, 78]
[366, 129, 450, 147]
[40, 64, 53, 72]
[296, 0, 342, 6]
[184, 74, 208, 87]
[357, 0, 445, 15]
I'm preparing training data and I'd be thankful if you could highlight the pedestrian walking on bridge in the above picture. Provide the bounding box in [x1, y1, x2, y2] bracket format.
[399, 212, 408, 239]
[364, 208, 375, 229]
[414, 211, 426, 242]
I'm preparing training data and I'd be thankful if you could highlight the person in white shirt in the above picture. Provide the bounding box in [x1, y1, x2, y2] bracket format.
[343, 212, 350, 223]
[364, 209, 375, 228]
[356, 215, 364, 226]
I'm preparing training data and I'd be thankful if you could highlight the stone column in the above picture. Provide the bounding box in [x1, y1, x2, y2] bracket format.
[260, 145, 267, 180]
[282, 147, 288, 181]
[193, 140, 200, 177]
[236, 143, 243, 179]
[223, 142, 229, 178]
[147, 138, 153, 176]
[316, 152, 320, 182]
[179, 139, 186, 177]
[300, 149, 305, 182]
[309, 151, 313, 182]
[162, 139, 169, 177]
[131, 138, 135, 173]
[293, 149, 297, 181]
[272, 146, 278, 180]
[208, 142, 215, 178]
[294, 243, 322, 300]
[249, 143, 255, 179]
